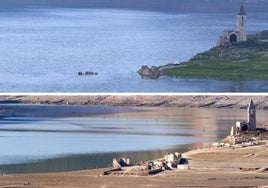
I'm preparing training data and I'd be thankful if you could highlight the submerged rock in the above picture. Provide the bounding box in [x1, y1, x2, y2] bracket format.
[78, 71, 98, 76]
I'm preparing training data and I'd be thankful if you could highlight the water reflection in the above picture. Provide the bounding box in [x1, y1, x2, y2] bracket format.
[0, 105, 267, 174]
[0, 143, 205, 174]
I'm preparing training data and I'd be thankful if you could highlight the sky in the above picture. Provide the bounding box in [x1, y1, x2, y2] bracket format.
[0, 0, 267, 13]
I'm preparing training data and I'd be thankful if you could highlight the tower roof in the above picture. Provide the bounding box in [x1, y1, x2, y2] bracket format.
[238, 4, 246, 15]
[249, 99, 255, 108]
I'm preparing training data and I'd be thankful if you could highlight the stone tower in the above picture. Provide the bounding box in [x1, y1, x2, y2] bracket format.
[217, 4, 248, 47]
[237, 4, 247, 41]
[247, 99, 256, 131]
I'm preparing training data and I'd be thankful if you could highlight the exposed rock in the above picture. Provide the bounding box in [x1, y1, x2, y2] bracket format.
[85, 71, 95, 75]
[78, 71, 98, 76]
[138, 65, 160, 79]
[138, 63, 181, 79]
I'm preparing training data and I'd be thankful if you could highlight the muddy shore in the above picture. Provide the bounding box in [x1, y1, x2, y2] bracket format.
[0, 95, 268, 187]
[1, 95, 268, 110]
[0, 140, 267, 188]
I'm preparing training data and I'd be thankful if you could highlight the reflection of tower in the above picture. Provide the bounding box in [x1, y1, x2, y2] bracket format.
[237, 4, 247, 41]
[247, 99, 256, 131]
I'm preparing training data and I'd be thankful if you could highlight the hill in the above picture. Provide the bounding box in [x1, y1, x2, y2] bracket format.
[164, 31, 268, 80]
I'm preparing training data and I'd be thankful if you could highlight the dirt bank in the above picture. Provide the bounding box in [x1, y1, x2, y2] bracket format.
[0, 140, 267, 188]
[1, 95, 268, 110]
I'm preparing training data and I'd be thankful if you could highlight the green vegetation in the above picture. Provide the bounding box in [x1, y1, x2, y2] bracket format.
[165, 31, 268, 80]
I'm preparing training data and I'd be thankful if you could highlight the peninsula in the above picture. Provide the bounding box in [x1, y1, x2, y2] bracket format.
[163, 30, 268, 80]
[139, 5, 268, 80]
[139, 30, 268, 80]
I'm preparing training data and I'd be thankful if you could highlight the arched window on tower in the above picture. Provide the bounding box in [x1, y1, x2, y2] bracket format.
[241, 16, 244, 26]
[250, 109, 254, 119]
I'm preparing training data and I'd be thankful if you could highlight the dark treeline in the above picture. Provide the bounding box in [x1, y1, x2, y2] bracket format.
[0, 0, 267, 13]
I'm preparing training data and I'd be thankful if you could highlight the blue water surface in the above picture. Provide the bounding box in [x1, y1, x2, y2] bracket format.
[0, 8, 267, 92]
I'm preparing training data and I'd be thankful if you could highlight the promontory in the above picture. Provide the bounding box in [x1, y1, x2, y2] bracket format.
[139, 30, 268, 80]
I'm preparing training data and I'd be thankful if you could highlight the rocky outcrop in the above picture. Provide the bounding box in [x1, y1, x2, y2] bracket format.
[153, 31, 268, 80]
[138, 64, 181, 79]
[138, 66, 160, 79]
[78, 71, 98, 76]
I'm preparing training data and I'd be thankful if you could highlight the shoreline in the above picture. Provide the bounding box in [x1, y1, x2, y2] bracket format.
[0, 96, 267, 187]
[138, 30, 268, 81]
[1, 95, 268, 110]
[0, 142, 205, 174]
[0, 139, 267, 188]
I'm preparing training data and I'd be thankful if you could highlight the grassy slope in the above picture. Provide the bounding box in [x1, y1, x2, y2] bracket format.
[165, 31, 268, 80]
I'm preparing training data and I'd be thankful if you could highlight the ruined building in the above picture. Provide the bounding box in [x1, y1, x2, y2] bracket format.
[217, 4, 247, 47]
[231, 99, 256, 135]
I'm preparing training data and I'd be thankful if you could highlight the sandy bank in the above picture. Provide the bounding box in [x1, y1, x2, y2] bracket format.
[1, 95, 268, 110]
[0, 140, 267, 188]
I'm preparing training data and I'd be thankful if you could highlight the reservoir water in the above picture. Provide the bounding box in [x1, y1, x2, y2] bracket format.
[0, 8, 267, 92]
[0, 104, 267, 173]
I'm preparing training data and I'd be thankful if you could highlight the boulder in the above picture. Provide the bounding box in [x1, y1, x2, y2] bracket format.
[85, 71, 94, 75]
[138, 65, 160, 79]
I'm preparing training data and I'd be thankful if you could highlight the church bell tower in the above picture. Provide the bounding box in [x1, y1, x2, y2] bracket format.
[237, 4, 247, 41]
[247, 99, 256, 131]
